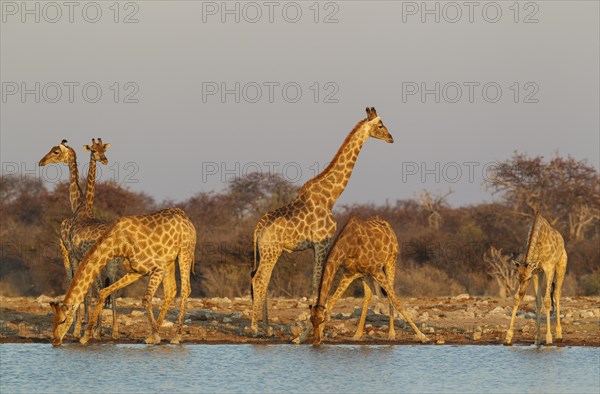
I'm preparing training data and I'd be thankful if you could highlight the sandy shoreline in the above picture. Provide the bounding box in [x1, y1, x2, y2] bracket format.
[1, 295, 598, 346]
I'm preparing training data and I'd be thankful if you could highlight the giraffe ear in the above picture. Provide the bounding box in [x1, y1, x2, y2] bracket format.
[58, 143, 68, 152]
[49, 301, 58, 313]
[103, 143, 111, 150]
[369, 116, 381, 124]
[83, 145, 91, 151]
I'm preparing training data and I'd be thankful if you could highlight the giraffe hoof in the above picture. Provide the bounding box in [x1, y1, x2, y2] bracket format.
[170, 335, 182, 345]
[352, 334, 362, 341]
[145, 333, 161, 345]
[79, 336, 90, 345]
[418, 334, 430, 343]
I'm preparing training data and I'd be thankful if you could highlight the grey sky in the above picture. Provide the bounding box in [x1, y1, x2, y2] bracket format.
[1, 1, 598, 207]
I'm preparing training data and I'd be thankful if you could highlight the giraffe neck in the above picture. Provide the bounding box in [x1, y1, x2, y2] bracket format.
[86, 156, 97, 210]
[316, 247, 344, 307]
[525, 212, 544, 263]
[66, 147, 85, 214]
[298, 121, 369, 209]
[63, 235, 116, 308]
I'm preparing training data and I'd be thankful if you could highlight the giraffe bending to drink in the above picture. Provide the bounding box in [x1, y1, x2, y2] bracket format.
[309, 217, 429, 344]
[505, 212, 567, 346]
[251, 107, 394, 336]
[50, 208, 196, 346]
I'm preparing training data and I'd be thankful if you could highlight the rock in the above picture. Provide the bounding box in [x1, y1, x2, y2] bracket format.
[453, 293, 470, 301]
[271, 317, 280, 323]
[35, 295, 54, 304]
[161, 321, 174, 328]
[188, 309, 216, 321]
[562, 317, 573, 325]
[373, 303, 387, 315]
[301, 297, 307, 302]
[488, 306, 505, 315]
[297, 312, 309, 322]
[419, 312, 430, 321]
[222, 317, 232, 323]
[368, 330, 375, 336]
[131, 310, 145, 317]
[523, 295, 535, 302]
[524, 312, 536, 319]
[296, 303, 309, 309]
[581, 310, 595, 319]
[436, 339, 445, 345]
[365, 324, 373, 329]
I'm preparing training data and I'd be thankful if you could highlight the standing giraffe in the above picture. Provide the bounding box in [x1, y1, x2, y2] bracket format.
[251, 107, 394, 335]
[308, 217, 429, 344]
[39, 139, 118, 338]
[50, 208, 196, 346]
[505, 211, 567, 346]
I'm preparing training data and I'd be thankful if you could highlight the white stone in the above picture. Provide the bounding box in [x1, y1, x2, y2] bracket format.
[453, 294, 470, 301]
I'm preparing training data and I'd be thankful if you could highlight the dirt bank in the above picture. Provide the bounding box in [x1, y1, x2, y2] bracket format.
[1, 295, 598, 346]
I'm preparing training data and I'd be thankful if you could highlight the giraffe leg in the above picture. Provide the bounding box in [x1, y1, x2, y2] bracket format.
[81, 272, 143, 344]
[173, 245, 194, 345]
[156, 263, 177, 329]
[108, 261, 119, 339]
[250, 245, 281, 336]
[384, 256, 397, 340]
[92, 277, 103, 339]
[59, 239, 72, 284]
[533, 272, 542, 346]
[371, 270, 429, 343]
[312, 239, 332, 299]
[143, 270, 166, 345]
[542, 267, 556, 345]
[554, 252, 567, 342]
[505, 277, 531, 345]
[353, 278, 372, 341]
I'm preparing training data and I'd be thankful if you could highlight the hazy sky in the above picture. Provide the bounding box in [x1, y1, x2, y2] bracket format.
[1, 1, 598, 207]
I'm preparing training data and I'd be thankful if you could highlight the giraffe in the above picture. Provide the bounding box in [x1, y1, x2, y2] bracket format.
[49, 208, 197, 346]
[39, 139, 117, 338]
[250, 107, 394, 335]
[307, 216, 429, 344]
[505, 211, 567, 346]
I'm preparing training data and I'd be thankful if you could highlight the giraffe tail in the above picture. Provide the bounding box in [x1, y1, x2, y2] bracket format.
[250, 226, 261, 301]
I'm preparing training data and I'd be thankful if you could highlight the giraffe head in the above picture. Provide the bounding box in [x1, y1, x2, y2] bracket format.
[49, 301, 76, 346]
[83, 138, 110, 165]
[38, 139, 73, 166]
[309, 304, 326, 344]
[363, 107, 393, 143]
[512, 257, 540, 282]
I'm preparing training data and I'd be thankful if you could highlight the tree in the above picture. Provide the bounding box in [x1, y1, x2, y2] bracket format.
[416, 189, 453, 230]
[486, 152, 599, 239]
[483, 246, 517, 298]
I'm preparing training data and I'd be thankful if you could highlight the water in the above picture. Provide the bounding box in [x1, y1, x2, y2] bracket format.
[1, 344, 599, 393]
